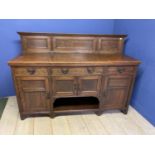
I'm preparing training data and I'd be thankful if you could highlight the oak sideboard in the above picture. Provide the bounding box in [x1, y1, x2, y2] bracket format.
[8, 32, 140, 119]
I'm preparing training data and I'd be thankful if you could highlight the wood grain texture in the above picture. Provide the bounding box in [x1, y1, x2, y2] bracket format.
[0, 96, 155, 135]
[82, 113, 108, 134]
[98, 112, 127, 134]
[66, 115, 90, 135]
[18, 32, 127, 54]
[17, 77, 51, 115]
[34, 117, 52, 135]
[0, 97, 18, 134]
[53, 36, 97, 53]
[51, 116, 71, 135]
[18, 32, 127, 38]
[14, 114, 34, 135]
[8, 33, 140, 119]
[8, 53, 140, 66]
[127, 108, 155, 134]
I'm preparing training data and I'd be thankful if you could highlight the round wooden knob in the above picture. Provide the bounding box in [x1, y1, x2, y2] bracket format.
[117, 68, 125, 73]
[27, 68, 36, 75]
[87, 67, 95, 74]
[61, 68, 69, 74]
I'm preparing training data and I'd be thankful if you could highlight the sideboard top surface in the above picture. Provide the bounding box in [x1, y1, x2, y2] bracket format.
[9, 53, 140, 66]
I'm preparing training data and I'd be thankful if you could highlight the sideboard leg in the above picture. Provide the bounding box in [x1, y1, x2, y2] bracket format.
[51, 113, 56, 118]
[95, 111, 102, 116]
[121, 108, 128, 114]
[20, 114, 26, 120]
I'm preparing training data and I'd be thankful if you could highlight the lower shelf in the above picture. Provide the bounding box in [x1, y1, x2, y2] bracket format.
[53, 97, 99, 113]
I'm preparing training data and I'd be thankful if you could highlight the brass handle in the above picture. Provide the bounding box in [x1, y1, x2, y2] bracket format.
[87, 67, 95, 74]
[27, 68, 36, 75]
[61, 68, 69, 74]
[117, 68, 125, 74]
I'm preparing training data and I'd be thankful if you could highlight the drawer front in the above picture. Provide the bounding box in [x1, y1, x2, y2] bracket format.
[107, 66, 135, 75]
[14, 67, 48, 76]
[51, 67, 103, 76]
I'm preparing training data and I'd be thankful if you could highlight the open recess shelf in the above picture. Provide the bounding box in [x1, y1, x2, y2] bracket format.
[53, 97, 99, 113]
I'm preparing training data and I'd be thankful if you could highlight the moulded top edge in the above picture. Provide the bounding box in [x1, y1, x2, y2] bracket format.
[17, 32, 127, 38]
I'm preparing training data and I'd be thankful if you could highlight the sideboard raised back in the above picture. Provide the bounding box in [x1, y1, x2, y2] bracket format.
[19, 32, 126, 54]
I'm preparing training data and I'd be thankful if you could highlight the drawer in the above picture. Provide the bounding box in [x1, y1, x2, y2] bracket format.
[14, 67, 48, 76]
[107, 66, 135, 75]
[51, 67, 103, 76]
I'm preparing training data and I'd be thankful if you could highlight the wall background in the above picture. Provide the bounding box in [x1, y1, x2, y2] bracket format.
[0, 19, 114, 97]
[1, 19, 155, 126]
[114, 19, 155, 126]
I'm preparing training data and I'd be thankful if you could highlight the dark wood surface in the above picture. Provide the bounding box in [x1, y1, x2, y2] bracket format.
[18, 32, 126, 54]
[8, 32, 140, 119]
[18, 32, 127, 37]
[9, 53, 140, 66]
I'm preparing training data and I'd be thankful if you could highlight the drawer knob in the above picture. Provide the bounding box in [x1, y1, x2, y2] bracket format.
[87, 67, 95, 74]
[61, 68, 69, 74]
[117, 68, 125, 73]
[27, 68, 36, 75]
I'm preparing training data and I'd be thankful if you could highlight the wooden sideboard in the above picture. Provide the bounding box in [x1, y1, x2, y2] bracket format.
[8, 32, 140, 120]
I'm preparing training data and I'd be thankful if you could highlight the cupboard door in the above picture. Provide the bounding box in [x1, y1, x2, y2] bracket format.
[52, 76, 77, 97]
[78, 76, 101, 96]
[17, 77, 50, 114]
[102, 76, 131, 109]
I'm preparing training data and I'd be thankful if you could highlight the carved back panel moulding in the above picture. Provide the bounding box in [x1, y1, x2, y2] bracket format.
[18, 32, 127, 54]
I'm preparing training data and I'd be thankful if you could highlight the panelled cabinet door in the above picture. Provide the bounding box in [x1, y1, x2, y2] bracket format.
[78, 76, 101, 96]
[102, 76, 132, 109]
[17, 77, 50, 114]
[52, 76, 76, 97]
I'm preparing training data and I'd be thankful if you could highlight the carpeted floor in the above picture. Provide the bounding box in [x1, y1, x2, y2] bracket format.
[0, 98, 8, 119]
